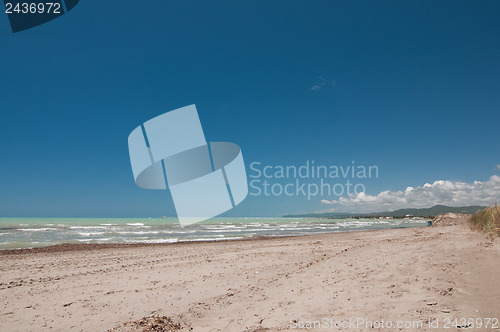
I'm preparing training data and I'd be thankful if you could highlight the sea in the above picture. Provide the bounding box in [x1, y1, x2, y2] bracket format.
[0, 217, 430, 250]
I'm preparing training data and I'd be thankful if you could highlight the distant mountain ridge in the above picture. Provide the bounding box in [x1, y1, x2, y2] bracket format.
[284, 205, 487, 218]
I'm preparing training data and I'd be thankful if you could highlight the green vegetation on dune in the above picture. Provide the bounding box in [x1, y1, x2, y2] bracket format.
[470, 205, 500, 236]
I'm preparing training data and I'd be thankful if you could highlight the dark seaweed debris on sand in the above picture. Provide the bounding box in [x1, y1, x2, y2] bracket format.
[122, 315, 181, 331]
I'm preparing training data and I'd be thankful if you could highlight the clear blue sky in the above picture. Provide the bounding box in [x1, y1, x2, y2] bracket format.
[1, 1, 499, 217]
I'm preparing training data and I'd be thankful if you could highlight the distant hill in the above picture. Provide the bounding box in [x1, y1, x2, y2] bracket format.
[284, 205, 487, 218]
[363, 205, 486, 217]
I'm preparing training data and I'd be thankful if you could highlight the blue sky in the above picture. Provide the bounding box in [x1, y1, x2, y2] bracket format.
[0, 0, 499, 217]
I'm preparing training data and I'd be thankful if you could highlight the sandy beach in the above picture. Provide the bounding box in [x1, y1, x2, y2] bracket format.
[1, 219, 499, 331]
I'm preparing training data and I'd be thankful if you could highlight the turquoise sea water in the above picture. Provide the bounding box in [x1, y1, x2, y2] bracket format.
[0, 217, 429, 250]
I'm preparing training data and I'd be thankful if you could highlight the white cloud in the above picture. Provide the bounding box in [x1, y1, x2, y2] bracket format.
[309, 76, 336, 91]
[496, 164, 500, 171]
[320, 175, 500, 213]
[314, 207, 336, 213]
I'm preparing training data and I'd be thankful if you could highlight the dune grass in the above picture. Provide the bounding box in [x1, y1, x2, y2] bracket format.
[469, 205, 500, 236]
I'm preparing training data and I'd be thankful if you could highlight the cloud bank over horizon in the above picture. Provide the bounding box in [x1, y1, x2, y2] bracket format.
[321, 174, 500, 213]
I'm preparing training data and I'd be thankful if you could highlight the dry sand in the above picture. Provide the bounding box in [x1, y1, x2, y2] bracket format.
[1, 217, 499, 331]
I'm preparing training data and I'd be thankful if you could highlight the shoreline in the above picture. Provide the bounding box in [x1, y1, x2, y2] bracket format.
[0, 225, 429, 255]
[0, 217, 429, 252]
